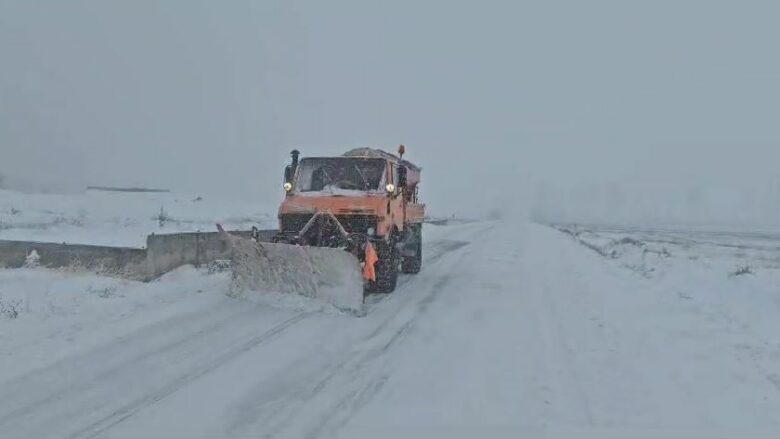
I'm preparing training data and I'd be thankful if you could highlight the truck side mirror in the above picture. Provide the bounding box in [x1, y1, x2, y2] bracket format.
[398, 166, 407, 188]
[284, 149, 300, 183]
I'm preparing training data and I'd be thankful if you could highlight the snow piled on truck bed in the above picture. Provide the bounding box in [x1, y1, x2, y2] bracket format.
[0, 189, 276, 247]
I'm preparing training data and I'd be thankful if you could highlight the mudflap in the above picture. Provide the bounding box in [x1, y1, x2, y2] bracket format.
[218, 229, 365, 313]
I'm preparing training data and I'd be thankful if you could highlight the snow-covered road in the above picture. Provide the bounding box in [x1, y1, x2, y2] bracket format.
[2, 221, 780, 438]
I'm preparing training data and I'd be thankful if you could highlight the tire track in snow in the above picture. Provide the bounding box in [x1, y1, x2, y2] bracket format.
[302, 228, 496, 437]
[304, 274, 459, 439]
[229, 227, 488, 438]
[0, 306, 314, 439]
[76, 229, 481, 439]
[0, 302, 256, 426]
[71, 311, 313, 439]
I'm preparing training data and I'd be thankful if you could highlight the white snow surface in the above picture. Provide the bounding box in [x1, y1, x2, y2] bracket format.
[1, 217, 780, 438]
[0, 189, 277, 247]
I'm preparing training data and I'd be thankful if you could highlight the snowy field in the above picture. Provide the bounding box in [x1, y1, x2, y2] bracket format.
[555, 222, 780, 342]
[2, 191, 780, 438]
[0, 189, 277, 247]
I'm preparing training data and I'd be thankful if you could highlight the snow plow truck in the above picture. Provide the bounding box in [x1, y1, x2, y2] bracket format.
[219, 146, 425, 313]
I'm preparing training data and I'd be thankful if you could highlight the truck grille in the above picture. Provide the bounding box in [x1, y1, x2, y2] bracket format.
[280, 214, 314, 233]
[280, 214, 376, 234]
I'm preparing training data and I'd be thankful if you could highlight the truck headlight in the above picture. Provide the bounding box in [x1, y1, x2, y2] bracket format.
[283, 182, 293, 192]
[385, 183, 395, 193]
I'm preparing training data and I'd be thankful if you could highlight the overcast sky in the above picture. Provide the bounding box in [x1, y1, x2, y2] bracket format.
[2, 0, 779, 225]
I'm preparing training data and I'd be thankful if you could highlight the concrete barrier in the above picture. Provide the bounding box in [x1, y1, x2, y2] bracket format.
[144, 229, 276, 279]
[0, 229, 278, 281]
[0, 240, 148, 279]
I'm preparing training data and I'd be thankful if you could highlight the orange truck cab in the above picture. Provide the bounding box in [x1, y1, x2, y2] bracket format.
[274, 146, 425, 293]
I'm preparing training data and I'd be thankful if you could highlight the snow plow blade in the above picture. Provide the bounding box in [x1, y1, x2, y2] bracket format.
[218, 229, 364, 313]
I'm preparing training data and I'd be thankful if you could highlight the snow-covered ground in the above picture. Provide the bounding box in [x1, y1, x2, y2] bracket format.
[2, 193, 780, 437]
[555, 222, 780, 345]
[0, 189, 277, 247]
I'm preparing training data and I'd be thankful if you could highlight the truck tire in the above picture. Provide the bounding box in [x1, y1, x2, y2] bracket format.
[372, 240, 398, 294]
[401, 226, 422, 274]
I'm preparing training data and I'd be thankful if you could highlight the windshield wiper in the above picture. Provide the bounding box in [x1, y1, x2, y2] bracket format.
[353, 164, 370, 190]
[321, 168, 335, 194]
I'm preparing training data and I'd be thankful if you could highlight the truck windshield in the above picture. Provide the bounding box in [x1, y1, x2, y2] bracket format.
[295, 158, 385, 193]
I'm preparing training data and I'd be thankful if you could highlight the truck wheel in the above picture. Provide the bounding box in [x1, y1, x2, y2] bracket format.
[374, 258, 398, 294]
[372, 241, 398, 294]
[401, 226, 422, 274]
